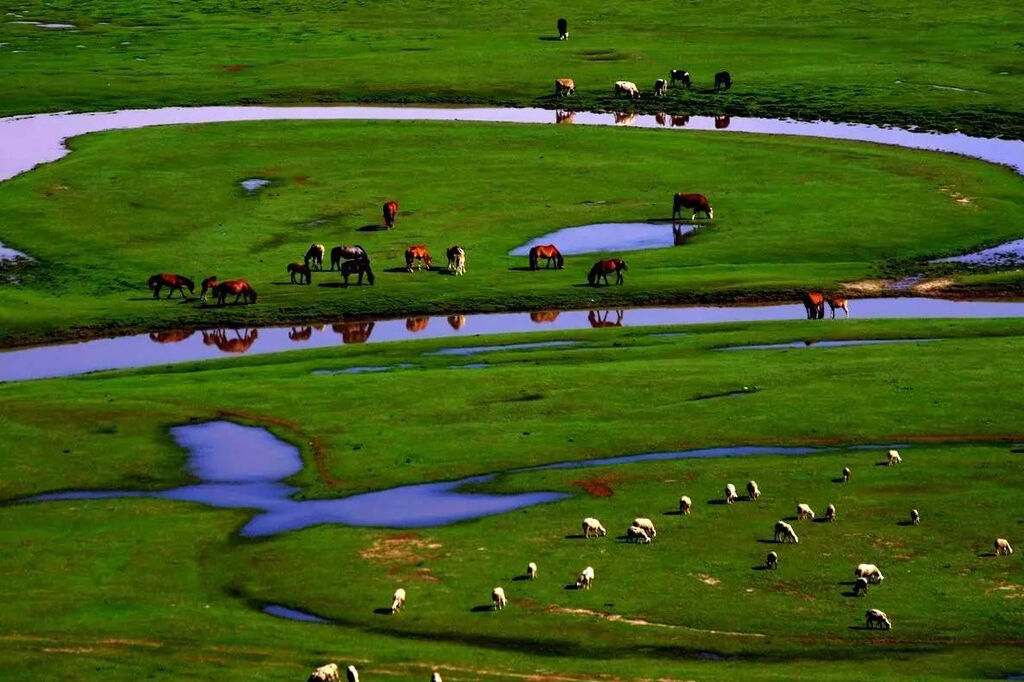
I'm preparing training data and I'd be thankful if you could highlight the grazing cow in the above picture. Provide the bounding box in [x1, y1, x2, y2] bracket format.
[910, 509, 920, 525]
[865, 609, 892, 630]
[340, 258, 374, 286]
[346, 665, 360, 682]
[995, 538, 1014, 555]
[766, 551, 778, 570]
[679, 495, 692, 515]
[391, 588, 406, 614]
[213, 279, 258, 306]
[383, 200, 399, 229]
[627, 526, 651, 544]
[287, 262, 312, 284]
[887, 449, 902, 466]
[825, 503, 837, 522]
[714, 71, 732, 91]
[796, 503, 815, 520]
[853, 577, 869, 596]
[774, 520, 799, 543]
[308, 663, 340, 682]
[828, 295, 851, 318]
[653, 78, 667, 97]
[557, 17, 568, 40]
[405, 245, 433, 271]
[492, 587, 507, 610]
[330, 245, 368, 270]
[633, 517, 657, 539]
[527, 562, 538, 580]
[447, 245, 466, 275]
[576, 566, 595, 589]
[855, 563, 885, 584]
[672, 193, 713, 220]
[670, 69, 692, 88]
[714, 115, 731, 129]
[614, 80, 640, 98]
[747, 480, 761, 500]
[725, 483, 738, 504]
[304, 243, 325, 270]
[555, 78, 575, 96]
[582, 517, 607, 538]
[199, 276, 218, 302]
[148, 273, 194, 299]
[587, 258, 627, 286]
[842, 467, 851, 483]
[529, 244, 564, 270]
[802, 291, 826, 319]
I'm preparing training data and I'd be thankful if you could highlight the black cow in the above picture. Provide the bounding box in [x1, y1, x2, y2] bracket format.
[714, 71, 732, 91]
[557, 18, 568, 40]
[670, 69, 692, 88]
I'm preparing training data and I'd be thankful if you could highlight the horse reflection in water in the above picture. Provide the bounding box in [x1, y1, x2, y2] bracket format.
[555, 110, 575, 124]
[201, 329, 259, 354]
[588, 310, 625, 327]
[149, 330, 195, 344]
[715, 115, 731, 129]
[447, 315, 466, 331]
[671, 115, 689, 127]
[288, 326, 313, 342]
[530, 310, 561, 324]
[614, 112, 637, 126]
[332, 321, 374, 344]
[406, 317, 429, 333]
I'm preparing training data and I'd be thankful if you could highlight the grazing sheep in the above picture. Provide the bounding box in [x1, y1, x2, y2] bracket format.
[679, 495, 692, 515]
[825, 504, 837, 522]
[492, 586, 507, 609]
[747, 480, 761, 500]
[653, 78, 667, 96]
[855, 563, 885, 584]
[431, 673, 443, 682]
[627, 525, 652, 544]
[308, 663, 340, 682]
[527, 562, 538, 580]
[391, 587, 406, 614]
[842, 467, 851, 483]
[910, 509, 920, 525]
[853, 577, 869, 596]
[725, 483, 738, 504]
[766, 551, 778, 570]
[633, 517, 657, 538]
[796, 503, 816, 520]
[995, 538, 1014, 556]
[576, 566, 595, 589]
[865, 608, 892, 630]
[346, 665, 360, 682]
[774, 520, 799, 543]
[887, 449, 902, 466]
[582, 517, 607, 538]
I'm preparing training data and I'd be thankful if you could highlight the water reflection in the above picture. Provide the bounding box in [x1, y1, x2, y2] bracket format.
[288, 326, 313, 342]
[201, 329, 259, 353]
[671, 115, 690, 127]
[332, 321, 374, 344]
[405, 317, 429, 333]
[447, 314, 466, 330]
[715, 115, 731, 129]
[148, 330, 195, 344]
[614, 112, 638, 126]
[555, 110, 575, 124]
[655, 112, 667, 127]
[588, 310, 624, 327]
[530, 310, 561, 324]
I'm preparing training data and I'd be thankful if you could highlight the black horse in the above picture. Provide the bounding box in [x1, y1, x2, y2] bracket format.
[587, 259, 627, 286]
[341, 258, 375, 286]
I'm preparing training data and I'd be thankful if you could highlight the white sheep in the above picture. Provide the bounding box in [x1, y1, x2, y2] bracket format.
[774, 520, 799, 543]
[865, 608, 892, 630]
[747, 480, 761, 500]
[852, 577, 869, 596]
[995, 538, 1014, 556]
[855, 563, 885, 584]
[910, 509, 920, 525]
[492, 586, 507, 609]
[887, 449, 902, 466]
[796, 503, 815, 520]
[825, 503, 836, 522]
[582, 517, 607, 538]
[679, 495, 692, 515]
[627, 525, 651, 544]
[391, 587, 406, 614]
[842, 467, 851, 483]
[725, 483, 738, 504]
[576, 566, 595, 590]
[765, 551, 778, 569]
[632, 517, 657, 538]
[307, 663, 340, 682]
[527, 561, 538, 580]
[346, 665, 360, 682]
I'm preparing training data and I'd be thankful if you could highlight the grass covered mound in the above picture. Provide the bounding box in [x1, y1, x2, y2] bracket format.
[2, 120, 1023, 344]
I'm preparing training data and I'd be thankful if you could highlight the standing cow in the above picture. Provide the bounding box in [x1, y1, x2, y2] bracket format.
[672, 193, 713, 220]
[714, 71, 732, 90]
[670, 69, 692, 88]
[614, 81, 640, 99]
[653, 78, 667, 97]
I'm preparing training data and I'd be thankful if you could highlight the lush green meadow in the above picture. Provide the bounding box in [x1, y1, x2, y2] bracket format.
[0, 0, 1022, 137]
[1, 319, 1022, 680]
[2, 120, 1023, 345]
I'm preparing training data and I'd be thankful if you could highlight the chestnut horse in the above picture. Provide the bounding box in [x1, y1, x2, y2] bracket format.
[383, 200, 399, 229]
[587, 259, 627, 286]
[213, 279, 258, 306]
[448, 314, 466, 330]
[287, 262, 312, 284]
[405, 317, 429, 333]
[529, 244, 564, 270]
[304, 244, 325, 270]
[802, 291, 826, 319]
[447, 245, 466, 275]
[201, 328, 259, 353]
[149, 330, 195, 343]
[330, 245, 368, 270]
[405, 245, 433, 271]
[333, 321, 375, 344]
[289, 326, 313, 342]
[672, 193, 713, 220]
[200, 276, 218, 302]
[148, 273, 194, 299]
[827, 296, 851, 318]
[341, 258, 375, 286]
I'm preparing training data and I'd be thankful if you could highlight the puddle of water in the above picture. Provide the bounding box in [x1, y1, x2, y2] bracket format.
[931, 238, 1024, 267]
[5, 298, 1024, 382]
[718, 338, 942, 351]
[450, 363, 488, 370]
[171, 421, 301, 483]
[426, 340, 579, 356]
[311, 363, 416, 375]
[240, 178, 270, 193]
[263, 604, 330, 623]
[8, 20, 76, 29]
[0, 241, 30, 266]
[509, 223, 696, 256]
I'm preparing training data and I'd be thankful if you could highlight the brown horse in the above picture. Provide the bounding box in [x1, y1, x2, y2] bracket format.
[287, 262, 312, 284]
[200, 276, 219, 302]
[333, 321, 375, 344]
[330, 245, 368, 270]
[304, 244, 325, 270]
[673, 193, 713, 220]
[405, 245, 433, 271]
[289, 326, 313, 342]
[148, 330, 195, 343]
[530, 310, 561, 324]
[148, 273, 194, 299]
[588, 310, 624, 327]
[405, 317, 429, 333]
[383, 200, 399, 229]
[802, 291, 826, 319]
[340, 258, 374, 286]
[529, 244, 564, 270]
[447, 314, 466, 330]
[827, 296, 851, 319]
[213, 279, 258, 306]
[588, 259, 627, 286]
[447, 245, 466, 275]
[201, 328, 259, 353]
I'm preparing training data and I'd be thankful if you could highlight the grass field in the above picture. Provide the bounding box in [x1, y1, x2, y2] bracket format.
[1, 319, 1022, 680]
[0, 0, 1022, 137]
[2, 119, 1023, 346]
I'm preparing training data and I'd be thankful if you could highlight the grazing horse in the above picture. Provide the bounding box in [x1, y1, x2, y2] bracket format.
[588, 310, 624, 327]
[405, 245, 433, 271]
[715, 71, 732, 91]
[802, 291, 826, 319]
[529, 244, 564, 270]
[530, 310, 560, 324]
[557, 17, 568, 40]
[149, 330, 195, 343]
[213, 279, 258, 306]
[340, 258, 375, 286]
[200, 276, 219, 302]
[383, 200, 399, 229]
[333, 321, 374, 344]
[448, 314, 466, 330]
[555, 78, 575, 97]
[304, 243, 325, 270]
[670, 69, 692, 88]
[201, 328, 259, 353]
[447, 246, 466, 275]
[287, 262, 312, 284]
[587, 259, 627, 286]
[289, 326, 313, 342]
[330, 245, 368, 270]
[556, 109, 576, 124]
[827, 296, 851, 319]
[148, 273, 194, 299]
[405, 317, 429, 333]
[672, 193, 714, 220]
[714, 115, 731, 129]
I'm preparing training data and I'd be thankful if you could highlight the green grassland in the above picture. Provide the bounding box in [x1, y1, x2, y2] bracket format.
[0, 0, 1022, 137]
[2, 120, 1023, 346]
[1, 319, 1022, 680]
